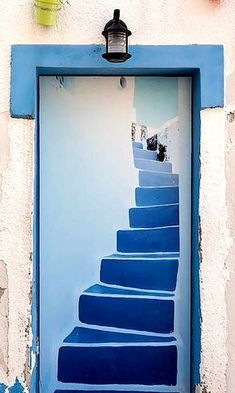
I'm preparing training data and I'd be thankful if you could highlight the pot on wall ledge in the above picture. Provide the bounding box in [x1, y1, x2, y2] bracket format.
[35, 0, 62, 26]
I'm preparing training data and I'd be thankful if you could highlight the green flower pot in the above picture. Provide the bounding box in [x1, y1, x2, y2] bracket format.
[35, 0, 61, 26]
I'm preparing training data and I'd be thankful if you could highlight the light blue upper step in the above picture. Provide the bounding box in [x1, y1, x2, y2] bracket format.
[134, 158, 172, 173]
[133, 147, 157, 160]
[139, 171, 179, 187]
[132, 141, 143, 149]
[129, 204, 179, 228]
[135, 186, 179, 206]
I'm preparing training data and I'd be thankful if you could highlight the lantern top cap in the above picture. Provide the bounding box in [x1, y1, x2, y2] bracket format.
[102, 9, 132, 37]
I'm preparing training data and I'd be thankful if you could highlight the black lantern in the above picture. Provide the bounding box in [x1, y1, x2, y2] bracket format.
[102, 9, 132, 63]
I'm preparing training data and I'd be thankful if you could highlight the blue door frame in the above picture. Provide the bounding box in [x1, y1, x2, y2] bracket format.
[10, 44, 224, 393]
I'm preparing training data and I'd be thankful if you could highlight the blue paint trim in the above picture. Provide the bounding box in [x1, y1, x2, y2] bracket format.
[9, 43, 223, 392]
[191, 72, 202, 389]
[11, 44, 224, 118]
[8, 379, 24, 393]
[30, 77, 40, 393]
[0, 384, 7, 393]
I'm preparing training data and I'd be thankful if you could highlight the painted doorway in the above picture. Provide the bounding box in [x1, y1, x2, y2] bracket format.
[39, 76, 191, 393]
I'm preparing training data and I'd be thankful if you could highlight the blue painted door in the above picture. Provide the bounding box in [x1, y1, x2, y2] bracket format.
[39, 76, 191, 393]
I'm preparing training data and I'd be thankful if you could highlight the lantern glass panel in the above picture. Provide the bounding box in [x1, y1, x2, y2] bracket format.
[107, 32, 126, 53]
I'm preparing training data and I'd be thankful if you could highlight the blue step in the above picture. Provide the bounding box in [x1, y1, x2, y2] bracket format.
[58, 328, 177, 385]
[117, 226, 179, 253]
[136, 186, 179, 206]
[134, 158, 172, 173]
[139, 171, 179, 187]
[64, 326, 176, 344]
[100, 256, 179, 291]
[79, 284, 174, 334]
[56, 391, 180, 393]
[132, 141, 143, 149]
[55, 391, 179, 393]
[129, 204, 179, 228]
[133, 147, 157, 160]
[58, 346, 177, 385]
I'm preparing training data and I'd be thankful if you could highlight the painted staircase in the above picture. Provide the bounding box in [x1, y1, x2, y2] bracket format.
[55, 141, 180, 393]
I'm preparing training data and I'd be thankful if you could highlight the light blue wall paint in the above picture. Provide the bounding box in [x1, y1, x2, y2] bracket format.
[39, 76, 138, 392]
[134, 77, 178, 129]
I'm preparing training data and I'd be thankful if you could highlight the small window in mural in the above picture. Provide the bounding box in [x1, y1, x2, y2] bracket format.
[39, 76, 191, 393]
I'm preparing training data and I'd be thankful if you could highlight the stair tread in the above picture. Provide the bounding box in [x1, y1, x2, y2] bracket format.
[134, 158, 172, 173]
[84, 284, 174, 298]
[135, 157, 170, 165]
[131, 203, 179, 209]
[104, 252, 179, 259]
[64, 326, 176, 344]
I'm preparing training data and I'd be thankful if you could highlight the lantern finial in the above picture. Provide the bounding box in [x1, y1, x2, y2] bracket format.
[113, 9, 120, 20]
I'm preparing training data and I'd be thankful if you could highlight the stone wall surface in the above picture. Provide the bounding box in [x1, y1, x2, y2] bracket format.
[0, 0, 235, 391]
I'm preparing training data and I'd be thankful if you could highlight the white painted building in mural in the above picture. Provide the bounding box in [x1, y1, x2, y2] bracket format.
[0, 1, 235, 392]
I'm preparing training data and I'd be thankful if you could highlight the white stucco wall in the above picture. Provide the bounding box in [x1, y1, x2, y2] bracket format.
[0, 0, 235, 391]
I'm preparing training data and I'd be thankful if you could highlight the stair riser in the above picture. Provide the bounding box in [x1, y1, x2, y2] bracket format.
[134, 158, 172, 173]
[133, 147, 157, 160]
[117, 227, 180, 253]
[100, 259, 178, 291]
[79, 295, 174, 334]
[139, 172, 179, 187]
[135, 187, 179, 206]
[129, 205, 179, 228]
[58, 345, 177, 385]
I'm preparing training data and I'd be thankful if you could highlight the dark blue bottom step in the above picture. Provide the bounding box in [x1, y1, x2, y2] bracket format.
[100, 257, 179, 291]
[58, 327, 177, 386]
[58, 345, 177, 385]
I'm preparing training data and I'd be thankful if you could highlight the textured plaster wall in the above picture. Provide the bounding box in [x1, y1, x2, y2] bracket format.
[0, 0, 235, 391]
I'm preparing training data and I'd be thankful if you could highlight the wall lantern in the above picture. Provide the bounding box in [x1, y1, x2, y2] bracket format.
[102, 9, 132, 63]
